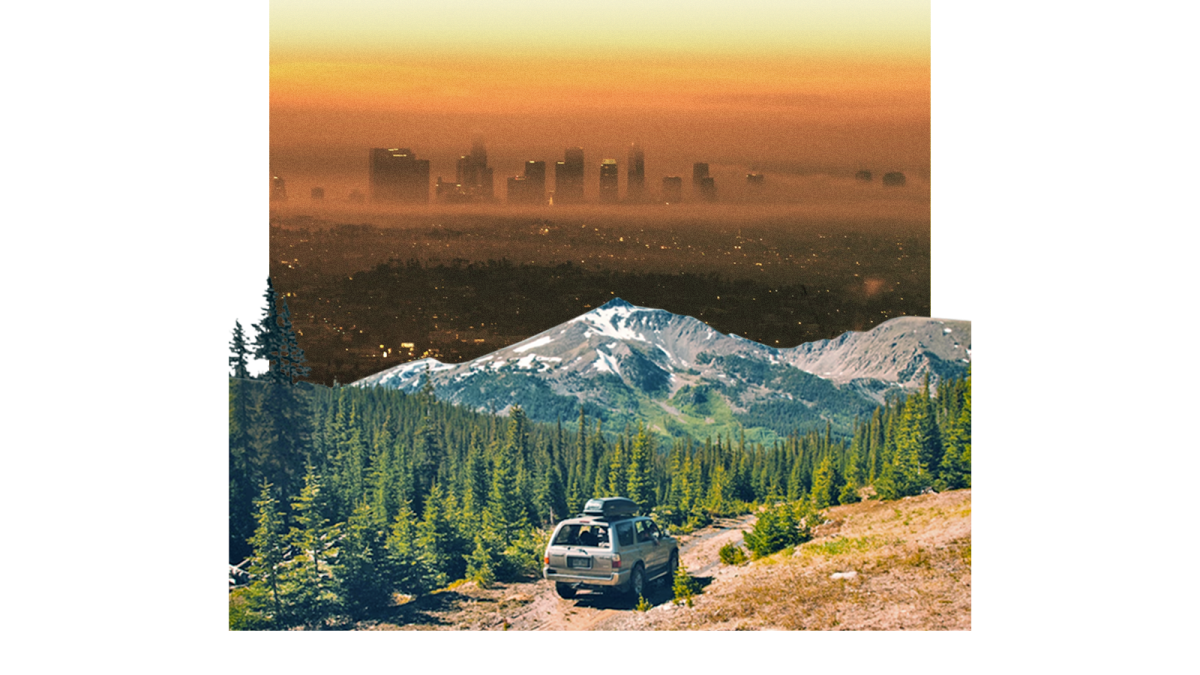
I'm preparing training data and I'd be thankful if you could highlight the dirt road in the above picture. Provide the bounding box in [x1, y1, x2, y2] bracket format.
[508, 513, 757, 631]
[364, 513, 756, 631]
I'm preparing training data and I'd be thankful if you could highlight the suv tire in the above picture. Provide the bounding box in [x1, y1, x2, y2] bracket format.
[555, 582, 577, 599]
[627, 564, 646, 600]
[664, 550, 679, 586]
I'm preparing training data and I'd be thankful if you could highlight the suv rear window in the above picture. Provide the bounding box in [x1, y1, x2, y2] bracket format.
[553, 523, 610, 548]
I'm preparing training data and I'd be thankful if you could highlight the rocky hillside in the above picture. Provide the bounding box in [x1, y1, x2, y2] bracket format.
[354, 299, 970, 441]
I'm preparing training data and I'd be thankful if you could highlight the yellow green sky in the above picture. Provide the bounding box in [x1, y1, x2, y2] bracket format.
[271, 1, 930, 200]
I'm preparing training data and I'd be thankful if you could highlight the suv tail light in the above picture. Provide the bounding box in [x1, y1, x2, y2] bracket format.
[544, 553, 550, 565]
[612, 554, 621, 569]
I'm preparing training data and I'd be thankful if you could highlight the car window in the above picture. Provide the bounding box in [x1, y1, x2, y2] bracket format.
[617, 522, 634, 546]
[636, 519, 653, 543]
[552, 523, 610, 548]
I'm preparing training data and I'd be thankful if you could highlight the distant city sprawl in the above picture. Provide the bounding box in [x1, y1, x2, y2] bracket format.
[269, 208, 928, 387]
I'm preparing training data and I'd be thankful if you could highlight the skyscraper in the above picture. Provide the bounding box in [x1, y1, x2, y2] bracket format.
[627, 143, 645, 203]
[599, 159, 619, 204]
[692, 163, 709, 198]
[369, 148, 430, 203]
[270, 175, 287, 202]
[554, 147, 585, 204]
[508, 160, 547, 205]
[699, 176, 717, 202]
[507, 176, 531, 204]
[662, 176, 682, 204]
[454, 137, 494, 201]
[525, 160, 546, 200]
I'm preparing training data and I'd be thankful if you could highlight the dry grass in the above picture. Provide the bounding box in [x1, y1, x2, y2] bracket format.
[647, 489, 971, 631]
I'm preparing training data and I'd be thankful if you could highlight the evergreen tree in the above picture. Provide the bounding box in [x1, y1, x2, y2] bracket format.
[916, 378, 943, 474]
[385, 500, 441, 594]
[838, 445, 861, 505]
[626, 422, 656, 511]
[465, 534, 497, 588]
[247, 480, 286, 624]
[672, 562, 700, 607]
[230, 320, 250, 378]
[607, 436, 627, 498]
[252, 278, 288, 386]
[706, 462, 729, 514]
[486, 427, 529, 548]
[368, 423, 399, 528]
[810, 455, 834, 510]
[543, 461, 568, 524]
[743, 501, 805, 558]
[417, 482, 469, 581]
[462, 432, 491, 518]
[335, 502, 392, 618]
[286, 466, 339, 626]
[412, 411, 443, 516]
[278, 301, 311, 384]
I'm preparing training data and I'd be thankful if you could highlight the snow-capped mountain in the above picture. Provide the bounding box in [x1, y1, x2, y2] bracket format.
[354, 298, 971, 441]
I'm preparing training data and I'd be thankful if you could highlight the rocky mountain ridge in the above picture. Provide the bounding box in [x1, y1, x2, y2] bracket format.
[354, 299, 970, 440]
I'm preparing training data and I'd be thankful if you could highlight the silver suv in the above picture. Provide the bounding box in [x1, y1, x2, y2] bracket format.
[542, 497, 679, 601]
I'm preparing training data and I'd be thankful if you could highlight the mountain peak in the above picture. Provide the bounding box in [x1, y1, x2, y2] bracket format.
[597, 297, 634, 310]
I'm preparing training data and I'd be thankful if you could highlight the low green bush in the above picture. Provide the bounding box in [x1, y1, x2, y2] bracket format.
[718, 542, 747, 565]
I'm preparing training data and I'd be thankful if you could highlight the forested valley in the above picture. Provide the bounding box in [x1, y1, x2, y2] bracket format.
[229, 280, 970, 630]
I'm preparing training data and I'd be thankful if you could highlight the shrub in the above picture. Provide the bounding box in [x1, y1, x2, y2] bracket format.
[718, 542, 747, 565]
[497, 527, 550, 580]
[229, 588, 272, 631]
[636, 595, 652, 612]
[673, 562, 701, 607]
[744, 501, 812, 559]
[465, 537, 497, 588]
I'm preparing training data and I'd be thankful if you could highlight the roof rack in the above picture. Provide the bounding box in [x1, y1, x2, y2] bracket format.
[581, 497, 638, 520]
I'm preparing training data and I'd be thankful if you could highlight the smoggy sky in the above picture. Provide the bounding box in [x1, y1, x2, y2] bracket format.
[271, 1, 930, 202]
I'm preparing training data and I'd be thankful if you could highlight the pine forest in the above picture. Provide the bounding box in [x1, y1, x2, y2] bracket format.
[229, 279, 971, 629]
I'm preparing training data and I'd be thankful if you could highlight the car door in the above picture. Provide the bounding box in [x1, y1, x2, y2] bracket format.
[634, 518, 665, 573]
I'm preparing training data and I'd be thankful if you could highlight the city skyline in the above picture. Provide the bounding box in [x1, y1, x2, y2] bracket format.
[271, 3, 930, 210]
[272, 136, 923, 206]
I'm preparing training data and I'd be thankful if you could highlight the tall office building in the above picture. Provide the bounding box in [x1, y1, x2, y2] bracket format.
[369, 148, 430, 203]
[627, 143, 645, 203]
[525, 160, 546, 199]
[507, 176, 531, 204]
[692, 163, 709, 198]
[554, 147, 585, 204]
[508, 160, 547, 205]
[454, 137, 494, 201]
[310, 186, 325, 201]
[662, 176, 682, 204]
[599, 159, 619, 203]
[699, 176, 717, 202]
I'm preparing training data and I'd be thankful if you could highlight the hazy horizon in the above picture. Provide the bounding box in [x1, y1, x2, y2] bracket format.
[271, 3, 930, 204]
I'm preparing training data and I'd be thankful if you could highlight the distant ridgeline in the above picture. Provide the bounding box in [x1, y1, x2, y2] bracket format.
[230, 290, 969, 629]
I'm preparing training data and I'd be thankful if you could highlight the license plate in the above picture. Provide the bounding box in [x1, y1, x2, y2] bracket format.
[567, 557, 592, 569]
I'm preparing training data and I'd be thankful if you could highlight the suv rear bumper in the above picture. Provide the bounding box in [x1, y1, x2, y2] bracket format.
[543, 567, 631, 587]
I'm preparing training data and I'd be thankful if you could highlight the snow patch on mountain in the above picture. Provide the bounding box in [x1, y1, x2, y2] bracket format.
[593, 348, 621, 375]
[513, 336, 554, 353]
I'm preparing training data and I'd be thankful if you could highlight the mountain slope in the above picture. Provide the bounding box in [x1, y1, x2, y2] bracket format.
[354, 299, 970, 440]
